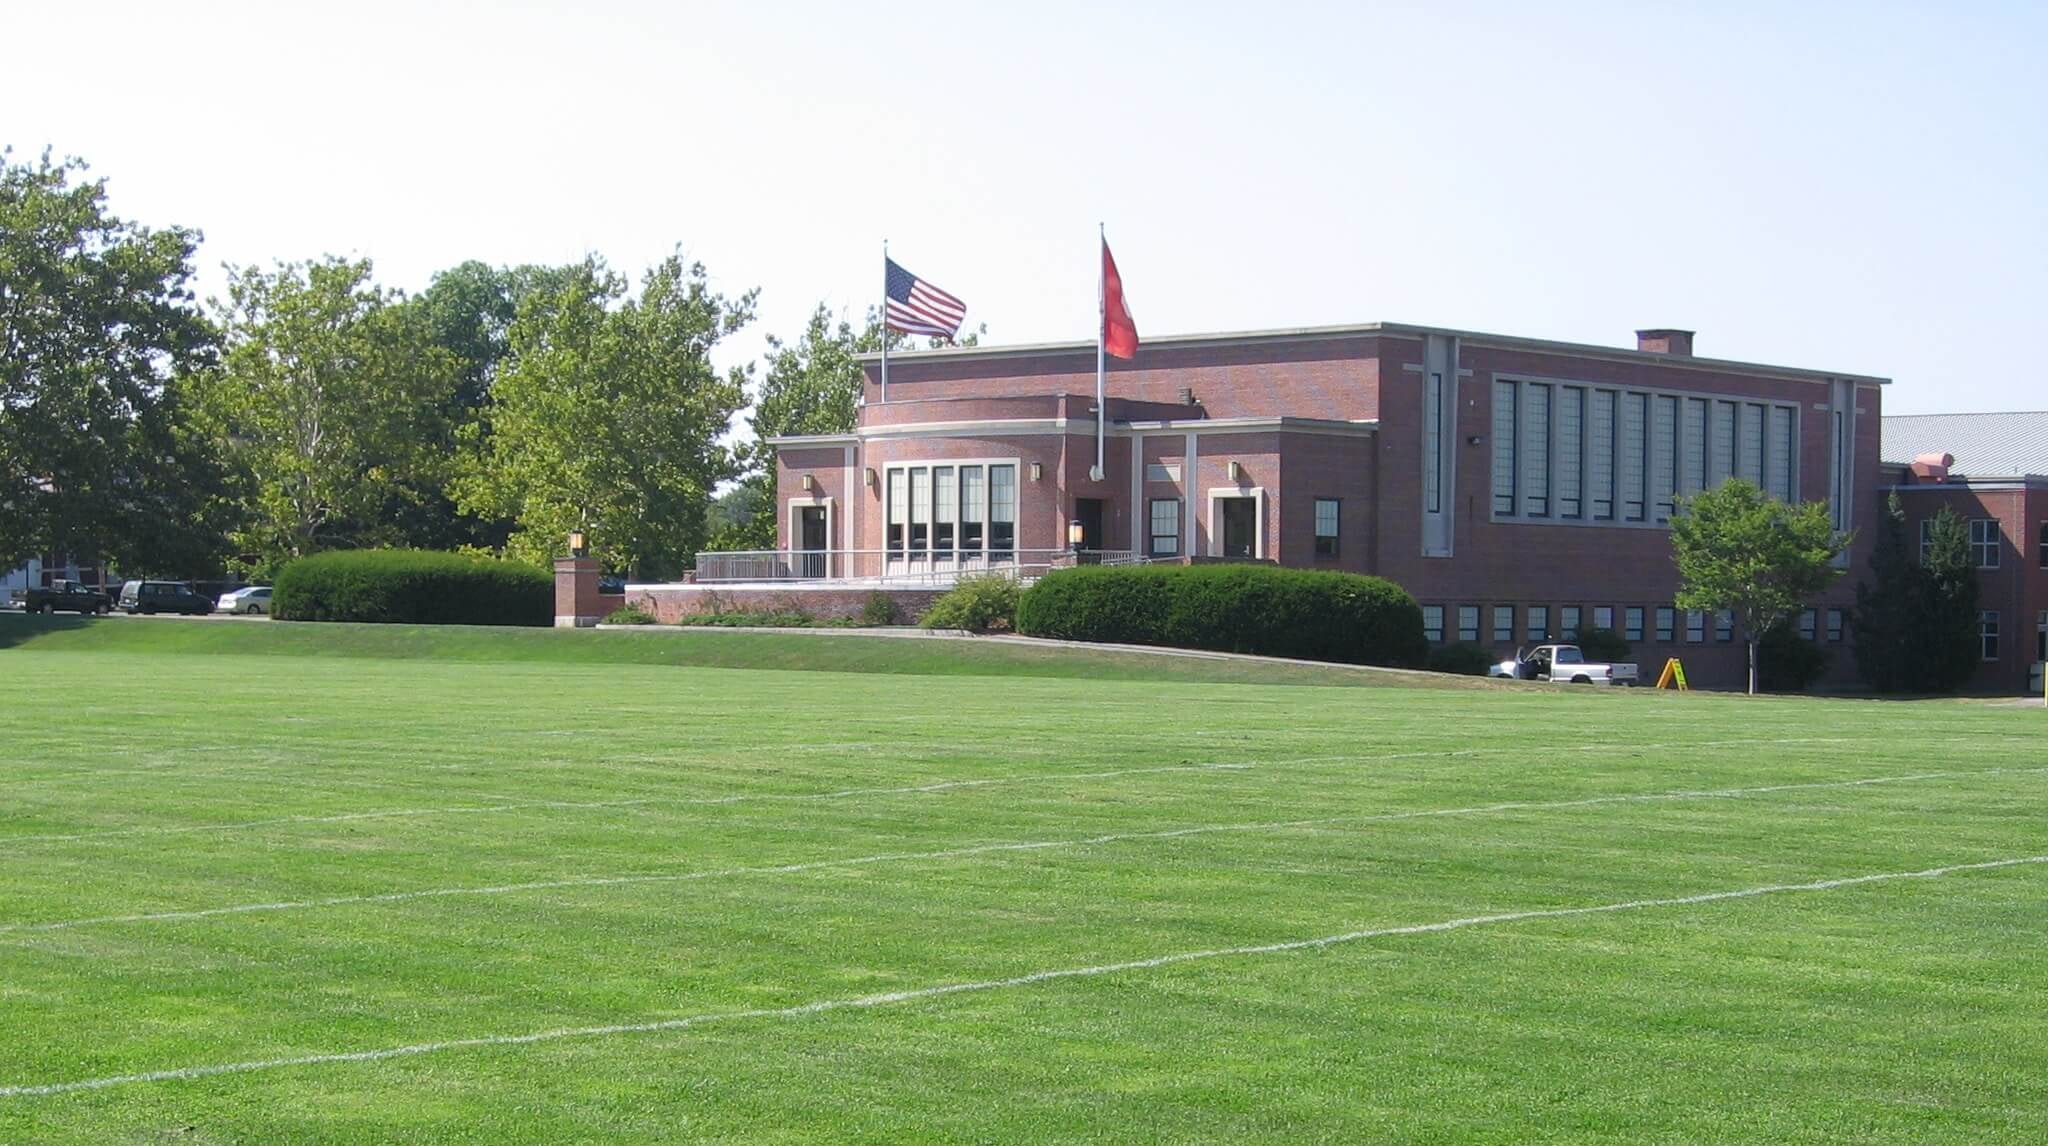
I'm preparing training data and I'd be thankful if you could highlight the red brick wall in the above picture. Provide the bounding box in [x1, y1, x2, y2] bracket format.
[1895, 483, 2048, 693]
[628, 585, 944, 624]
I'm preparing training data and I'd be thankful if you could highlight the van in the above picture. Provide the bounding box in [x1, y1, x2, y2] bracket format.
[117, 580, 214, 616]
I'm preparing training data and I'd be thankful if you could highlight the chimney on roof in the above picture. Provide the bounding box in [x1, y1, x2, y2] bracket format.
[1909, 452, 1953, 483]
[1636, 329, 1695, 356]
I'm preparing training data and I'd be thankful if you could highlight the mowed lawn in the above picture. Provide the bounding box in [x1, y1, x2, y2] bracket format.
[1, 618, 2043, 1143]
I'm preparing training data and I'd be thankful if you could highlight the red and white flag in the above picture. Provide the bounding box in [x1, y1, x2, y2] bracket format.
[1101, 239, 1138, 359]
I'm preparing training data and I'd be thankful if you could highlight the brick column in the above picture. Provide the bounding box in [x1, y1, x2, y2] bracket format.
[554, 557, 606, 628]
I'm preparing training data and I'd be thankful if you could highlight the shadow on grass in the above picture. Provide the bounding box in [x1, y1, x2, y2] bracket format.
[0, 612, 96, 649]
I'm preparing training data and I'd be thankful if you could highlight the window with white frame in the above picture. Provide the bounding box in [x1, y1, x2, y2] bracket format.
[1798, 608, 1817, 641]
[1654, 607, 1674, 642]
[1970, 519, 2001, 568]
[1493, 605, 1514, 644]
[1148, 498, 1181, 556]
[1623, 607, 1643, 642]
[1489, 379, 1795, 526]
[1422, 605, 1445, 644]
[1685, 610, 1705, 644]
[1826, 608, 1844, 643]
[1715, 610, 1734, 642]
[1457, 605, 1480, 643]
[1314, 498, 1340, 557]
[1527, 606, 1549, 643]
[1561, 606, 1581, 640]
[1980, 610, 1999, 661]
[888, 462, 1018, 564]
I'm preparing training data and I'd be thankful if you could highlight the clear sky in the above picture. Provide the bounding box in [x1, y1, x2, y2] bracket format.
[9, 0, 2043, 413]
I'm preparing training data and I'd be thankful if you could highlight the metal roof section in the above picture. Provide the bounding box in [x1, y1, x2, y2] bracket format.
[1882, 411, 2048, 479]
[857, 321, 1890, 386]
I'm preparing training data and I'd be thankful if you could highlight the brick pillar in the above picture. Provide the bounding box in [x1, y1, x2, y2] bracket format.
[554, 557, 605, 627]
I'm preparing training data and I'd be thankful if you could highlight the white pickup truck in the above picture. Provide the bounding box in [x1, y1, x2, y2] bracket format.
[1491, 644, 1639, 686]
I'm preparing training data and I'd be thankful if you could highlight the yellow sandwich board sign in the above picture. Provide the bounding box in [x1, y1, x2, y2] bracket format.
[1655, 658, 1690, 690]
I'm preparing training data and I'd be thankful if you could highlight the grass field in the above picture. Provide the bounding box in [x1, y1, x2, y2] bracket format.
[2, 615, 2043, 1142]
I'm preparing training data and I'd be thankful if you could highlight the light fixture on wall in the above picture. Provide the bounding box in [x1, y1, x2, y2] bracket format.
[1030, 461, 1043, 481]
[801, 473, 815, 492]
[1467, 435, 1484, 446]
[1227, 460, 1243, 482]
[864, 466, 878, 489]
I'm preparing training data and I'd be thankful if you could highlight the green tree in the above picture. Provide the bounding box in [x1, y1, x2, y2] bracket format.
[193, 257, 461, 573]
[1851, 493, 1920, 691]
[1670, 478, 1850, 694]
[0, 149, 223, 572]
[1918, 507, 1982, 692]
[455, 252, 755, 578]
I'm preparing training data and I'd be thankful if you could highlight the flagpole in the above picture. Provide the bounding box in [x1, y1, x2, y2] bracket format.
[880, 239, 889, 405]
[1093, 223, 1106, 483]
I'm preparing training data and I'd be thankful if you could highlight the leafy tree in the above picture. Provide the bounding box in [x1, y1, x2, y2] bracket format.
[456, 252, 754, 578]
[1757, 620, 1830, 692]
[1851, 493, 1920, 691]
[1919, 507, 1982, 691]
[0, 149, 223, 572]
[1670, 478, 1850, 695]
[193, 257, 461, 573]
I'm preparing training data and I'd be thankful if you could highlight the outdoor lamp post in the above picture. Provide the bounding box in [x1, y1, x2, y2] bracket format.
[568, 528, 586, 558]
[1068, 518, 1084, 557]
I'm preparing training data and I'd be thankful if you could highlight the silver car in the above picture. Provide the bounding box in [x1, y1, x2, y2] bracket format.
[216, 586, 273, 615]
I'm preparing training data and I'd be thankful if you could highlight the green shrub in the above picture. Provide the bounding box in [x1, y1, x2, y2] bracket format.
[1426, 642, 1496, 676]
[602, 606, 658, 625]
[1758, 621, 1830, 692]
[273, 550, 550, 626]
[920, 574, 1022, 632]
[859, 592, 898, 626]
[1016, 564, 1427, 667]
[1576, 626, 1631, 663]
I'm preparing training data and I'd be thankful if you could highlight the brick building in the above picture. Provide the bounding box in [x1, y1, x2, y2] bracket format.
[1881, 412, 2048, 694]
[720, 321, 1895, 690]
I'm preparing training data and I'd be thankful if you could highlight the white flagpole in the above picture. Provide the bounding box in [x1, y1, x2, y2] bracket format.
[880, 240, 889, 405]
[1093, 223, 1106, 483]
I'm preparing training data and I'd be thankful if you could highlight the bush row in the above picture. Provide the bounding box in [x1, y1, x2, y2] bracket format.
[273, 549, 551, 626]
[1015, 564, 1427, 667]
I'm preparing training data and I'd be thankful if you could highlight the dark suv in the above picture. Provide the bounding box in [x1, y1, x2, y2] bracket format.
[116, 580, 214, 616]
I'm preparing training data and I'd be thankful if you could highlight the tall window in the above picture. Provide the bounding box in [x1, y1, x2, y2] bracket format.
[1715, 610, 1734, 642]
[886, 470, 906, 557]
[1685, 610, 1705, 644]
[1314, 498, 1341, 557]
[1422, 605, 1445, 644]
[1738, 403, 1765, 485]
[1826, 608, 1844, 643]
[1708, 400, 1735, 486]
[1681, 398, 1709, 497]
[1624, 607, 1645, 643]
[1423, 373, 1444, 514]
[1560, 606, 1581, 640]
[1526, 605, 1549, 643]
[2037, 609, 2046, 662]
[908, 467, 931, 561]
[1766, 406, 1796, 501]
[1651, 395, 1679, 521]
[1493, 606, 1514, 643]
[1491, 381, 1517, 515]
[1589, 390, 1616, 520]
[1149, 498, 1181, 556]
[989, 465, 1016, 558]
[1520, 383, 1551, 516]
[2039, 522, 2048, 569]
[1654, 607, 1675, 642]
[1592, 606, 1614, 632]
[1980, 610, 1999, 661]
[1457, 605, 1480, 642]
[1970, 519, 2001, 568]
[1798, 609, 1817, 641]
[1619, 392, 1647, 522]
[1557, 387, 1584, 518]
[961, 466, 986, 553]
[933, 465, 956, 559]
[891, 462, 1017, 564]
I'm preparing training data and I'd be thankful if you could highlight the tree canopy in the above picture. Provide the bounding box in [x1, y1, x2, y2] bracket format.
[1670, 478, 1850, 695]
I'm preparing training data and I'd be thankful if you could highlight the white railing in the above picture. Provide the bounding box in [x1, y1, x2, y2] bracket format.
[691, 548, 1141, 585]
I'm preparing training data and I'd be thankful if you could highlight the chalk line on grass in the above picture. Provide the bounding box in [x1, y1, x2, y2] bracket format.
[2, 851, 2041, 1099]
[6, 764, 2041, 935]
[12, 731, 2029, 849]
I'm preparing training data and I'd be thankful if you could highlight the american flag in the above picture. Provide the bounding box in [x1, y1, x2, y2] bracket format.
[884, 258, 967, 340]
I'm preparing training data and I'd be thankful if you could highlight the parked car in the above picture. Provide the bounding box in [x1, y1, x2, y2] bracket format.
[23, 580, 110, 615]
[1491, 643, 1639, 686]
[217, 586, 273, 615]
[116, 580, 214, 616]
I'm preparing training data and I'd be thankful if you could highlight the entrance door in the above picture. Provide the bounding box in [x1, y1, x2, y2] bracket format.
[1219, 497, 1257, 558]
[797, 506, 828, 578]
[1075, 498, 1105, 561]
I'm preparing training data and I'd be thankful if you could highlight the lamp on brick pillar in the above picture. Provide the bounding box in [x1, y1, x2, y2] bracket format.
[1068, 518, 1084, 556]
[568, 528, 587, 558]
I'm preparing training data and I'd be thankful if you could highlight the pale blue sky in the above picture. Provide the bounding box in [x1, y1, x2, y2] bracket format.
[9, 1, 2043, 413]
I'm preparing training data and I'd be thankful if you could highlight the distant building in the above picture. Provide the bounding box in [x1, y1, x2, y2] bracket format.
[3, 553, 113, 605]
[1881, 411, 2048, 694]
[714, 321, 1892, 690]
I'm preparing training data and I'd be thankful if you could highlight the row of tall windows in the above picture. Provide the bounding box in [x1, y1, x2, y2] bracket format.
[885, 463, 1016, 562]
[1491, 380, 1799, 524]
[1438, 603, 1847, 647]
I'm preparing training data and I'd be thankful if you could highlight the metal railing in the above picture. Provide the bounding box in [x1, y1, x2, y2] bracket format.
[691, 548, 1143, 585]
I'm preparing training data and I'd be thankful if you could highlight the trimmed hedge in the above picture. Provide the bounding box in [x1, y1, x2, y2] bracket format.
[273, 550, 551, 626]
[1015, 564, 1427, 667]
[1426, 642, 1496, 676]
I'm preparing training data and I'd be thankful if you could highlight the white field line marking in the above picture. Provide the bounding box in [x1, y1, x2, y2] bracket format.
[7, 764, 2041, 936]
[7, 732, 2018, 848]
[3, 852, 2041, 1099]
